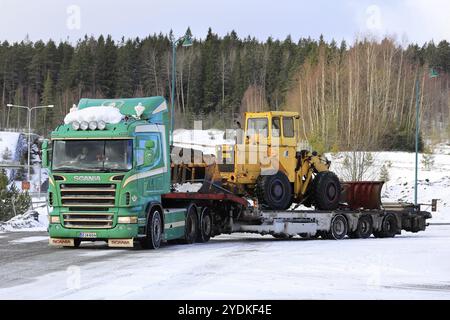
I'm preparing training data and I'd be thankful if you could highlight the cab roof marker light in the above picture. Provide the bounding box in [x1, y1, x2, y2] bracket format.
[89, 121, 98, 130]
[80, 121, 89, 131]
[71, 121, 80, 131]
[97, 120, 106, 130]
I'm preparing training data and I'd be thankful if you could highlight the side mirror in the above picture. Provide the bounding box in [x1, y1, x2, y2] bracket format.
[42, 140, 50, 168]
[143, 140, 156, 167]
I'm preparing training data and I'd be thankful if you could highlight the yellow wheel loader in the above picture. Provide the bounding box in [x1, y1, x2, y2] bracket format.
[216, 111, 341, 211]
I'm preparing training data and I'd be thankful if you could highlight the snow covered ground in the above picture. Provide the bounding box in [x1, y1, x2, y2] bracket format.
[1, 226, 450, 299]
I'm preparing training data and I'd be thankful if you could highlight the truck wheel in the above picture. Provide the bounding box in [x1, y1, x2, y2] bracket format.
[374, 214, 398, 238]
[324, 214, 348, 240]
[197, 207, 212, 243]
[349, 215, 373, 239]
[140, 209, 163, 249]
[312, 172, 341, 211]
[181, 204, 198, 244]
[256, 172, 292, 210]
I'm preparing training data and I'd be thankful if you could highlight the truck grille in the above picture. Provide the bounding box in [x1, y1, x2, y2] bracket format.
[60, 184, 116, 208]
[63, 212, 114, 229]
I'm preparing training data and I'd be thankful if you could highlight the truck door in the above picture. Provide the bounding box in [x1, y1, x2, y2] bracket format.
[136, 133, 167, 196]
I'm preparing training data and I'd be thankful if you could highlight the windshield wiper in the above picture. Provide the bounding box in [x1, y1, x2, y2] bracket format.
[53, 167, 103, 173]
[53, 167, 80, 172]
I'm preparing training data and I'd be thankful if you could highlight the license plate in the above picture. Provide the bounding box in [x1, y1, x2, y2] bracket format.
[79, 232, 97, 239]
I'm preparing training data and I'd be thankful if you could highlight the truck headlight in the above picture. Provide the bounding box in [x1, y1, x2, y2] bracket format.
[49, 216, 60, 224]
[118, 216, 138, 224]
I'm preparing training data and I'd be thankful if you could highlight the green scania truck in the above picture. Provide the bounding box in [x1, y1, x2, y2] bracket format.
[45, 96, 432, 249]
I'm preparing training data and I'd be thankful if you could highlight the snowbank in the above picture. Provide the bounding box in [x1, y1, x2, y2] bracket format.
[64, 106, 124, 125]
[0, 206, 48, 232]
[0, 132, 21, 162]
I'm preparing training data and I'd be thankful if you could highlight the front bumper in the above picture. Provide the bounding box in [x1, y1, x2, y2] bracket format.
[48, 223, 140, 239]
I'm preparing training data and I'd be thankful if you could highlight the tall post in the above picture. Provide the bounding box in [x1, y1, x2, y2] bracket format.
[414, 77, 420, 207]
[27, 107, 31, 182]
[170, 43, 177, 146]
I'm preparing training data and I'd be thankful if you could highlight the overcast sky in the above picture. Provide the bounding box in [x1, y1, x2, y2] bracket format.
[0, 0, 449, 45]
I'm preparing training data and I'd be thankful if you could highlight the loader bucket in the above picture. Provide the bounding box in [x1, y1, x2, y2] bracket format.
[171, 147, 223, 194]
[340, 181, 384, 210]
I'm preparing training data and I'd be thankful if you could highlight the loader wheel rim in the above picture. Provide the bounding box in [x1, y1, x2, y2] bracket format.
[326, 184, 337, 200]
[272, 182, 284, 199]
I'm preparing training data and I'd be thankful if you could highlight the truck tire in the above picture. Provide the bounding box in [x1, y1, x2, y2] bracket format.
[312, 172, 341, 211]
[181, 204, 198, 244]
[197, 207, 212, 243]
[256, 171, 292, 210]
[324, 214, 348, 240]
[140, 209, 163, 249]
[349, 215, 373, 239]
[374, 214, 398, 238]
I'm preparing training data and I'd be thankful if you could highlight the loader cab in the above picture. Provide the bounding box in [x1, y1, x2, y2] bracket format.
[243, 111, 300, 183]
[244, 111, 300, 148]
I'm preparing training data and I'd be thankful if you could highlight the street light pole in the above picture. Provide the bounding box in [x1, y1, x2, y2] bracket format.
[414, 67, 439, 208]
[414, 77, 420, 207]
[170, 31, 193, 146]
[6, 104, 54, 184]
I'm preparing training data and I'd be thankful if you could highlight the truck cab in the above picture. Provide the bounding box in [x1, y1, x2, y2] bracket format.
[44, 97, 187, 248]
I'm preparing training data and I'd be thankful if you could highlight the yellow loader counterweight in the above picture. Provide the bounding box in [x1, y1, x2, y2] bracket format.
[216, 111, 341, 211]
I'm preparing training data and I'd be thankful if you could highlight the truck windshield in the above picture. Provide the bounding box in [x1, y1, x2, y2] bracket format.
[52, 140, 132, 172]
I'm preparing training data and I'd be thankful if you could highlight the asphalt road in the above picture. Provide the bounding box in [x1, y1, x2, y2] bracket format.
[0, 231, 136, 289]
[1, 227, 449, 299]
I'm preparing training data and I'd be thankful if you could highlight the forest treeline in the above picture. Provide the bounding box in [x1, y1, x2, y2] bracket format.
[0, 28, 449, 151]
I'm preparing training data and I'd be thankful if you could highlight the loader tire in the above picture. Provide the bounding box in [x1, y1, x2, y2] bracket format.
[256, 172, 292, 210]
[312, 171, 341, 211]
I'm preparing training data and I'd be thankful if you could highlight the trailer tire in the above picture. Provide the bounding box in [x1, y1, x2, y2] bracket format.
[180, 204, 198, 244]
[324, 214, 348, 240]
[140, 209, 163, 249]
[374, 214, 398, 238]
[256, 171, 292, 210]
[312, 172, 341, 211]
[197, 207, 212, 243]
[349, 215, 373, 239]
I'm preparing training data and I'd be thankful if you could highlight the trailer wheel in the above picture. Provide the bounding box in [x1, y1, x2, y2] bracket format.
[197, 207, 212, 243]
[312, 172, 341, 211]
[374, 214, 398, 238]
[140, 209, 163, 249]
[324, 214, 348, 240]
[181, 204, 198, 244]
[349, 215, 373, 239]
[256, 172, 292, 210]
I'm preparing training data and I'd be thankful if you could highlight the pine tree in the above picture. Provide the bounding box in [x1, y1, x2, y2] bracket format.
[379, 164, 390, 182]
